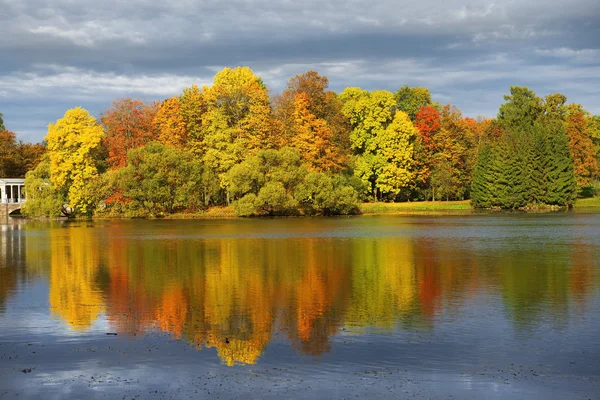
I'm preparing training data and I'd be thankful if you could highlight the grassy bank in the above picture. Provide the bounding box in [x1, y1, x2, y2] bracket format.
[95, 198, 600, 220]
[359, 200, 472, 215]
[576, 197, 600, 208]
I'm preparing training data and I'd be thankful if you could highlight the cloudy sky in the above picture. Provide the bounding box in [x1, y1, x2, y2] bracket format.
[1, 0, 599, 142]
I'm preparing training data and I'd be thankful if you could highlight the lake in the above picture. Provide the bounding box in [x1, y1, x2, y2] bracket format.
[1, 214, 599, 399]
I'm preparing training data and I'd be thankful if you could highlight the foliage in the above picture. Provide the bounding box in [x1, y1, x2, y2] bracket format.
[9, 68, 599, 218]
[394, 85, 433, 121]
[291, 93, 345, 172]
[21, 159, 67, 218]
[227, 148, 359, 216]
[565, 105, 598, 189]
[101, 98, 158, 169]
[471, 87, 576, 209]
[109, 142, 201, 216]
[45, 107, 105, 216]
[274, 70, 351, 151]
[0, 130, 45, 178]
[154, 96, 189, 150]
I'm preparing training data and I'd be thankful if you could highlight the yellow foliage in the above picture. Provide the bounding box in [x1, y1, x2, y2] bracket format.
[45, 107, 104, 214]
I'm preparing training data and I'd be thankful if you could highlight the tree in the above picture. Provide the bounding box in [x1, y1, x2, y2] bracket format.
[21, 159, 67, 217]
[394, 85, 433, 121]
[101, 98, 158, 169]
[566, 105, 598, 189]
[114, 141, 198, 216]
[290, 93, 345, 172]
[227, 148, 358, 216]
[375, 111, 417, 197]
[498, 86, 543, 130]
[472, 87, 576, 209]
[470, 144, 493, 208]
[588, 115, 600, 171]
[202, 67, 275, 199]
[0, 130, 46, 178]
[0, 130, 19, 177]
[154, 96, 189, 150]
[340, 88, 397, 199]
[179, 85, 207, 154]
[46, 107, 105, 215]
[0, 112, 5, 131]
[274, 70, 351, 150]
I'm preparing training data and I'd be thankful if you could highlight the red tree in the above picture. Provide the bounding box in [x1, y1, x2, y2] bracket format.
[101, 98, 158, 169]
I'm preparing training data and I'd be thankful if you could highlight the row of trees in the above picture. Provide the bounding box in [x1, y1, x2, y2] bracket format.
[0, 113, 45, 178]
[5, 67, 598, 217]
[471, 89, 597, 209]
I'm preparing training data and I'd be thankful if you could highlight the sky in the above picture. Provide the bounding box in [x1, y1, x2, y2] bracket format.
[1, 0, 599, 142]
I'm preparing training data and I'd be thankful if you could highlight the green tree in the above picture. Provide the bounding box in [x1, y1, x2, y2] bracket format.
[227, 148, 358, 216]
[472, 87, 576, 209]
[394, 85, 433, 121]
[114, 141, 198, 216]
[21, 159, 67, 217]
[0, 112, 5, 131]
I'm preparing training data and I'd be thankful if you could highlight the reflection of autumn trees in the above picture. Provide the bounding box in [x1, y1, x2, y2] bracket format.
[13, 221, 600, 364]
[347, 237, 417, 330]
[48, 225, 104, 330]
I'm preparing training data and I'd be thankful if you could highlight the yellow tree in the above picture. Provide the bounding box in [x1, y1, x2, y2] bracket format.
[566, 104, 598, 189]
[291, 93, 345, 172]
[201, 67, 275, 199]
[153, 96, 189, 150]
[376, 111, 418, 196]
[46, 107, 104, 215]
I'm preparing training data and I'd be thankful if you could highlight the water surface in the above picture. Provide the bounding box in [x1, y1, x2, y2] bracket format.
[1, 214, 599, 399]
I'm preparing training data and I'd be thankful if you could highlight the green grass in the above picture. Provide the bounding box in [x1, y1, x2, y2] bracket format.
[359, 200, 472, 214]
[576, 197, 600, 207]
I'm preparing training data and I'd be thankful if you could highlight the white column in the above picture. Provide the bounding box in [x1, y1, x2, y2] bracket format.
[18, 185, 22, 203]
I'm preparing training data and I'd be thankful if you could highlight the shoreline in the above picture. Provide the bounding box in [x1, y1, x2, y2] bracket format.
[9, 198, 600, 221]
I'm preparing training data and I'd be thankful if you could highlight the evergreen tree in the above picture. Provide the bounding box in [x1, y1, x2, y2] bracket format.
[470, 144, 492, 208]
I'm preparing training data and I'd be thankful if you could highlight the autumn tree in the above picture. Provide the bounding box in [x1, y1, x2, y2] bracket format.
[274, 70, 350, 150]
[412, 105, 441, 196]
[154, 96, 189, 150]
[586, 115, 600, 178]
[290, 93, 345, 172]
[46, 107, 105, 215]
[340, 88, 394, 199]
[101, 98, 158, 169]
[375, 111, 418, 197]
[201, 67, 275, 201]
[179, 85, 207, 153]
[0, 128, 45, 178]
[0, 130, 19, 177]
[394, 85, 434, 121]
[566, 105, 598, 189]
[341, 88, 417, 199]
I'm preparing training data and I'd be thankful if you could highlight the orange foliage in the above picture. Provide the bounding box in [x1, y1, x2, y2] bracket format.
[291, 93, 345, 172]
[101, 98, 158, 169]
[153, 96, 189, 150]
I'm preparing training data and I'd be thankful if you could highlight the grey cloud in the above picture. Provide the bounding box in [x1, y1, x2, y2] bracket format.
[0, 0, 598, 141]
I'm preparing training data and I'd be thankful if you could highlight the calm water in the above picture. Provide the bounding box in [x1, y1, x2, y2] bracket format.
[1, 215, 599, 399]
